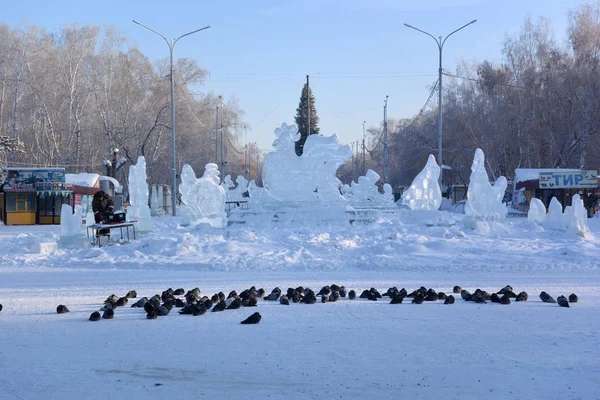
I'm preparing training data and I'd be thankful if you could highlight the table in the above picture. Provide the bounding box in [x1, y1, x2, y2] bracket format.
[87, 222, 136, 247]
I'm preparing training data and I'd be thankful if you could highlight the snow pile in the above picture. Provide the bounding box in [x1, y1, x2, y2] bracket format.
[464, 148, 507, 222]
[340, 169, 395, 208]
[179, 163, 227, 228]
[401, 154, 441, 211]
[127, 156, 152, 232]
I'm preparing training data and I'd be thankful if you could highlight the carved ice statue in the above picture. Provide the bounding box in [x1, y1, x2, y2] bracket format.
[401, 154, 441, 211]
[179, 163, 227, 228]
[260, 123, 351, 204]
[527, 198, 547, 224]
[60, 204, 83, 237]
[544, 197, 564, 230]
[464, 149, 507, 221]
[150, 185, 165, 216]
[222, 175, 249, 201]
[127, 156, 152, 233]
[341, 169, 395, 207]
[220, 175, 235, 199]
[563, 194, 589, 235]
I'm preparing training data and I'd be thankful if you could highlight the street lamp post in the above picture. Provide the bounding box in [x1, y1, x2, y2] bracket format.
[404, 20, 477, 188]
[133, 20, 210, 217]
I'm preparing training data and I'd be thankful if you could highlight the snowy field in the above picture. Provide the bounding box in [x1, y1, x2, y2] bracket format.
[0, 212, 599, 399]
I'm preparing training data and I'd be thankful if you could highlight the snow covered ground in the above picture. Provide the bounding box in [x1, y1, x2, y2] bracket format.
[0, 211, 599, 399]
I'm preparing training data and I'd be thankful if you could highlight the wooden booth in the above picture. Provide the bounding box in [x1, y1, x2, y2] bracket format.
[1, 168, 73, 225]
[512, 169, 599, 217]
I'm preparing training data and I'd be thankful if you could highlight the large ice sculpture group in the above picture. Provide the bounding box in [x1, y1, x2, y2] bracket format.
[528, 195, 589, 234]
[179, 163, 227, 227]
[464, 149, 507, 221]
[258, 123, 352, 204]
[401, 154, 442, 211]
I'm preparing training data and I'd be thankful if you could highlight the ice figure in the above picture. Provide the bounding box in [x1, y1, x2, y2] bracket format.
[341, 169, 395, 207]
[127, 156, 152, 233]
[545, 197, 564, 230]
[150, 185, 164, 216]
[401, 154, 441, 211]
[178, 163, 227, 228]
[220, 175, 235, 199]
[464, 149, 507, 221]
[527, 198, 547, 224]
[563, 194, 589, 234]
[60, 204, 83, 236]
[260, 123, 351, 204]
[231, 175, 249, 200]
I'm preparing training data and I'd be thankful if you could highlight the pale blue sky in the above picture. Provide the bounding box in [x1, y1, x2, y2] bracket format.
[3, 0, 586, 150]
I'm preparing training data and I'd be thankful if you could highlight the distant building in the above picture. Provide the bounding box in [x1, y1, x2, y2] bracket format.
[512, 168, 599, 217]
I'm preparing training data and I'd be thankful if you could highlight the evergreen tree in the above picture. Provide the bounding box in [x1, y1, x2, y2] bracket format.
[294, 83, 320, 156]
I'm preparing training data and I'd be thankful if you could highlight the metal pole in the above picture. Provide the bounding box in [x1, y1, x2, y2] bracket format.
[306, 75, 310, 139]
[404, 20, 477, 188]
[438, 40, 443, 188]
[383, 95, 389, 184]
[215, 105, 219, 166]
[362, 120, 366, 175]
[169, 45, 177, 216]
[132, 20, 211, 217]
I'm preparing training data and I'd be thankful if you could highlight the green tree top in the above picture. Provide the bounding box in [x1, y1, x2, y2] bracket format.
[294, 83, 320, 156]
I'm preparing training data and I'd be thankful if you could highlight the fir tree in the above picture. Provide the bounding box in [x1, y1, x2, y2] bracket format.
[294, 83, 320, 156]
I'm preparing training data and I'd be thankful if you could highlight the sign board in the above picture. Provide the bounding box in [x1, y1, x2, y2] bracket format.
[2, 168, 69, 192]
[539, 170, 598, 189]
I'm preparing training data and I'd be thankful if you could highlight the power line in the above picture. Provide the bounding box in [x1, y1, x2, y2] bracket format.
[366, 78, 439, 154]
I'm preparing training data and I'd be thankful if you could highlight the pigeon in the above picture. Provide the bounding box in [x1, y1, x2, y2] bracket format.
[126, 290, 137, 299]
[89, 311, 101, 321]
[557, 295, 570, 308]
[515, 292, 528, 301]
[540, 291, 556, 303]
[453, 286, 463, 294]
[212, 300, 227, 312]
[173, 288, 185, 296]
[390, 295, 404, 304]
[444, 295, 455, 304]
[568, 293, 578, 303]
[102, 309, 114, 319]
[348, 290, 356, 300]
[240, 312, 261, 324]
[56, 305, 70, 314]
[280, 295, 290, 305]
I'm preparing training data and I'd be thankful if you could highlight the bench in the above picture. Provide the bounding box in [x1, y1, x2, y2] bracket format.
[87, 222, 136, 247]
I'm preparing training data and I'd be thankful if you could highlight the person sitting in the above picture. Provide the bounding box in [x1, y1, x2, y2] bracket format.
[92, 190, 114, 237]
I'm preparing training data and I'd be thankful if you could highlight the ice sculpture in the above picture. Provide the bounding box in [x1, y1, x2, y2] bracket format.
[231, 175, 249, 200]
[179, 163, 227, 228]
[527, 198, 546, 224]
[341, 169, 395, 208]
[545, 197, 564, 230]
[150, 185, 164, 216]
[563, 194, 589, 234]
[401, 154, 441, 211]
[127, 156, 152, 233]
[221, 175, 235, 197]
[260, 123, 351, 204]
[60, 204, 83, 236]
[464, 149, 507, 220]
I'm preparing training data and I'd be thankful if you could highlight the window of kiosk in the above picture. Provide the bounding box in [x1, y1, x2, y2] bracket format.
[54, 195, 63, 216]
[38, 195, 47, 216]
[6, 193, 16, 212]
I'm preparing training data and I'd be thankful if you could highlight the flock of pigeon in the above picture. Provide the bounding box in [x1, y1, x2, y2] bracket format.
[0, 284, 577, 324]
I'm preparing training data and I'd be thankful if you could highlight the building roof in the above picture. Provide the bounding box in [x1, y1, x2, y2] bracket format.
[65, 173, 100, 188]
[514, 168, 584, 184]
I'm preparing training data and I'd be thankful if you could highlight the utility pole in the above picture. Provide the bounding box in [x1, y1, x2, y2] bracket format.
[383, 95, 389, 184]
[362, 120, 366, 175]
[306, 75, 310, 139]
[132, 20, 211, 217]
[404, 19, 477, 186]
[215, 105, 219, 166]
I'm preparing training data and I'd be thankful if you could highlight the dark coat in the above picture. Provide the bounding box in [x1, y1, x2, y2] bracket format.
[92, 191, 114, 222]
